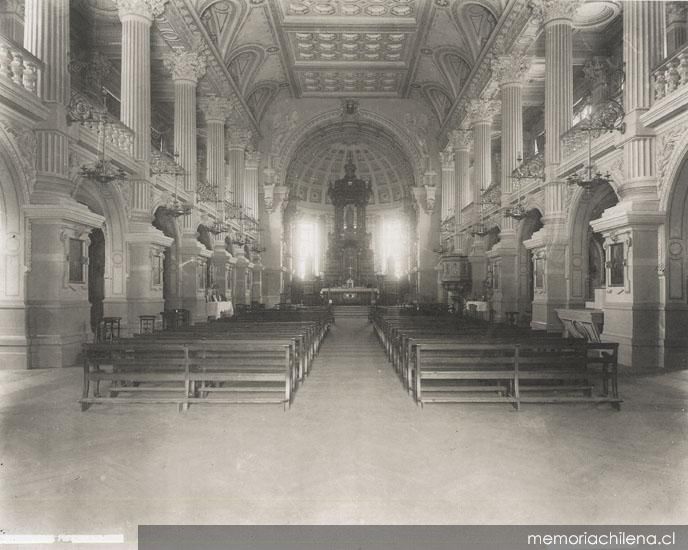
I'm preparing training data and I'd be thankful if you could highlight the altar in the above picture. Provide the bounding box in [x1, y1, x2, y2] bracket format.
[320, 287, 378, 305]
[206, 300, 234, 319]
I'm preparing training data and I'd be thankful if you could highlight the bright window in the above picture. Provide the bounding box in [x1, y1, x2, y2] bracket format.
[381, 218, 408, 279]
[295, 220, 320, 279]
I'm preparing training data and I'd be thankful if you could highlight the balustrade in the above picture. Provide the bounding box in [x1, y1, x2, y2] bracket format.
[652, 45, 688, 100]
[0, 32, 42, 96]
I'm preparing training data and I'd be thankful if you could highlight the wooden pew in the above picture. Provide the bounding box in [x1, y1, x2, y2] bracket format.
[80, 340, 293, 411]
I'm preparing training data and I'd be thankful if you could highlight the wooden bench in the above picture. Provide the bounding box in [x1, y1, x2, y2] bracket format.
[80, 340, 293, 411]
[414, 341, 622, 409]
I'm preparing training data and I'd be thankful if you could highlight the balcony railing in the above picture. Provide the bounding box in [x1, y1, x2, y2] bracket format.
[69, 89, 134, 156]
[652, 45, 688, 101]
[0, 32, 42, 97]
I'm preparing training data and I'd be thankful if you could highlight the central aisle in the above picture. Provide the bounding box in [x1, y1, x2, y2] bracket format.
[2, 316, 686, 544]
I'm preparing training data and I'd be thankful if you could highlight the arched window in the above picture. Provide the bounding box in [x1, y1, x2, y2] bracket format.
[294, 220, 320, 280]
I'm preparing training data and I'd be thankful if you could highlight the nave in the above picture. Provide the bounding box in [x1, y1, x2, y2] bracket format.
[1, 315, 687, 545]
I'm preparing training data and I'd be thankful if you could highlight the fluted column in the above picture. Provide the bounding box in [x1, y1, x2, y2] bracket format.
[468, 99, 499, 220]
[200, 96, 231, 201]
[439, 146, 455, 222]
[539, 1, 579, 226]
[244, 149, 261, 221]
[116, 0, 167, 165]
[667, 3, 688, 54]
[622, 0, 664, 203]
[493, 54, 530, 236]
[450, 129, 472, 247]
[24, 0, 68, 103]
[164, 48, 206, 194]
[227, 127, 251, 205]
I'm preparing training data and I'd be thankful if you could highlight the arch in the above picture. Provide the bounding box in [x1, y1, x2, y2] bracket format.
[422, 83, 454, 124]
[72, 178, 129, 301]
[566, 182, 619, 307]
[451, 1, 498, 59]
[198, 0, 247, 57]
[662, 144, 688, 367]
[434, 47, 473, 97]
[274, 108, 426, 189]
[0, 125, 32, 369]
[246, 80, 280, 124]
[225, 45, 265, 95]
[515, 208, 544, 321]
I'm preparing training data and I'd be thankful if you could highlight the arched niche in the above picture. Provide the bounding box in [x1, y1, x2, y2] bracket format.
[516, 208, 544, 320]
[0, 126, 30, 368]
[567, 183, 618, 307]
[153, 207, 182, 310]
[663, 148, 688, 366]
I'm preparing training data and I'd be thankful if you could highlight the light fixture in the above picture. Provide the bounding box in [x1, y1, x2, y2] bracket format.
[564, 95, 624, 195]
[152, 151, 191, 218]
[76, 88, 127, 185]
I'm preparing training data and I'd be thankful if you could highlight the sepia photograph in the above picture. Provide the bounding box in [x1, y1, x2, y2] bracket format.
[0, 0, 686, 548]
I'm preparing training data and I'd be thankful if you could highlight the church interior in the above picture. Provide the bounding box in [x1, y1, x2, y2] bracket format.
[1, 0, 688, 542]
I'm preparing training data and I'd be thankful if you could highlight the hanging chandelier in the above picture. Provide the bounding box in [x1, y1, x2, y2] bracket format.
[152, 151, 192, 218]
[75, 88, 127, 185]
[506, 152, 543, 221]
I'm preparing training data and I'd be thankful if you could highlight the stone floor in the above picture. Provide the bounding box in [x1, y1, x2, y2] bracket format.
[1, 318, 687, 548]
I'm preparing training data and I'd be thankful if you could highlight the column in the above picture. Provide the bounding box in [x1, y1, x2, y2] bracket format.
[490, 53, 530, 321]
[117, 0, 168, 165]
[244, 149, 261, 222]
[450, 129, 472, 254]
[200, 95, 230, 200]
[261, 174, 288, 306]
[24, 0, 71, 200]
[412, 171, 439, 302]
[667, 3, 687, 54]
[525, 0, 579, 331]
[467, 98, 499, 296]
[439, 146, 455, 223]
[164, 48, 207, 322]
[227, 127, 252, 205]
[163, 48, 206, 194]
[590, 1, 665, 367]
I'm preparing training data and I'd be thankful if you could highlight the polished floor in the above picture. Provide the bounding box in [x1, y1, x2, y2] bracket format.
[1, 317, 687, 548]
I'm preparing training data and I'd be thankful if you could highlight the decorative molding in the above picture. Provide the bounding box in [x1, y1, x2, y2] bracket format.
[114, 0, 169, 21]
[227, 127, 252, 149]
[657, 125, 688, 196]
[530, 0, 583, 25]
[491, 53, 531, 86]
[449, 128, 472, 150]
[163, 47, 207, 83]
[467, 98, 501, 125]
[0, 121, 36, 187]
[199, 95, 234, 123]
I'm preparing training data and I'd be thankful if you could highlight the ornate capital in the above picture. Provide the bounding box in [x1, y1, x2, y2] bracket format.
[449, 128, 472, 151]
[227, 127, 252, 149]
[163, 48, 207, 83]
[115, 0, 169, 21]
[491, 54, 531, 86]
[467, 98, 500, 125]
[245, 149, 261, 168]
[199, 95, 233, 123]
[666, 2, 688, 24]
[530, 0, 582, 25]
[439, 147, 455, 170]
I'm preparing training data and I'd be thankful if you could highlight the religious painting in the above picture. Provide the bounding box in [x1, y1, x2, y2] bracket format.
[534, 256, 545, 290]
[609, 242, 625, 286]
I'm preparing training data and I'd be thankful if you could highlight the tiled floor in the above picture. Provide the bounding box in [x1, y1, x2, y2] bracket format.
[1, 318, 687, 548]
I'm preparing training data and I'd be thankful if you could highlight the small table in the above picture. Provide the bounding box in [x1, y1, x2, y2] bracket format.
[161, 309, 190, 330]
[139, 315, 158, 334]
[96, 317, 121, 343]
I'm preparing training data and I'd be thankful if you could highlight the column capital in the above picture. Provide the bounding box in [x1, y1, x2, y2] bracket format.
[115, 0, 168, 22]
[491, 54, 531, 87]
[439, 147, 455, 170]
[531, 0, 582, 25]
[666, 2, 688, 24]
[199, 95, 233, 123]
[245, 149, 261, 169]
[163, 48, 207, 83]
[227, 126, 252, 149]
[467, 98, 500, 125]
[449, 128, 472, 151]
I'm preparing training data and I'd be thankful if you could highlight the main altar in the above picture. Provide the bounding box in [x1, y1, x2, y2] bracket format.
[320, 287, 378, 305]
[324, 152, 376, 288]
